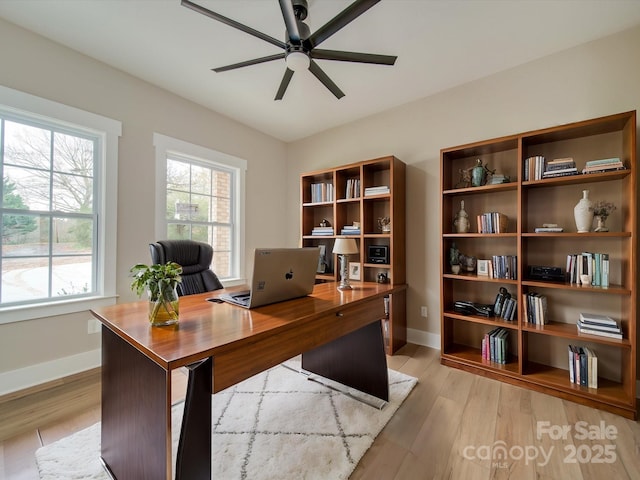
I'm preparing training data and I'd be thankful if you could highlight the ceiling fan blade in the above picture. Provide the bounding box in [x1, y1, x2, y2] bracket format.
[308, 60, 345, 99]
[304, 0, 380, 50]
[213, 53, 285, 73]
[311, 49, 396, 65]
[275, 68, 295, 100]
[182, 0, 286, 50]
[278, 0, 301, 43]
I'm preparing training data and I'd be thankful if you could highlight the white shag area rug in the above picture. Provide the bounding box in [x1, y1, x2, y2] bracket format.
[36, 360, 417, 480]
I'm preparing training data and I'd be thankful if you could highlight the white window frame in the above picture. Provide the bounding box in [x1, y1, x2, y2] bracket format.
[153, 133, 246, 286]
[0, 85, 121, 324]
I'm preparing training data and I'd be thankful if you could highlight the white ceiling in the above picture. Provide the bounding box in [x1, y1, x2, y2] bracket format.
[1, 0, 640, 142]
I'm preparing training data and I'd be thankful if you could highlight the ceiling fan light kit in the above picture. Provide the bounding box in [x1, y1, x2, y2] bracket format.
[286, 50, 310, 72]
[181, 0, 397, 100]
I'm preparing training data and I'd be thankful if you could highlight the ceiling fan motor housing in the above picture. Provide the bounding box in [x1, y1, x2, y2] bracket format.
[292, 0, 308, 21]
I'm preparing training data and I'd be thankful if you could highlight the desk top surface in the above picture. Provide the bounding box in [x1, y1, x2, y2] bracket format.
[92, 281, 404, 370]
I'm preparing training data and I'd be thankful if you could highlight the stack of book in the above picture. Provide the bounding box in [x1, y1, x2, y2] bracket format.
[491, 255, 517, 280]
[345, 178, 360, 199]
[364, 185, 390, 196]
[524, 155, 545, 180]
[566, 252, 609, 287]
[477, 212, 508, 233]
[542, 157, 578, 178]
[577, 312, 622, 339]
[310, 183, 334, 203]
[481, 327, 509, 364]
[522, 292, 548, 325]
[340, 225, 361, 235]
[568, 345, 598, 388]
[311, 226, 334, 236]
[582, 157, 626, 174]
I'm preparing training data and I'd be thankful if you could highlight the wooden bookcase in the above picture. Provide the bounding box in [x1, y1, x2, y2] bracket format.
[301, 156, 406, 354]
[440, 111, 637, 418]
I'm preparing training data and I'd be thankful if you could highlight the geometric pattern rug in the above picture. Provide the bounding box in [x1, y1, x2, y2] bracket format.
[36, 358, 417, 480]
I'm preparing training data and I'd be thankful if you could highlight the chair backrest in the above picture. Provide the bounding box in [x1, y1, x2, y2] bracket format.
[149, 240, 223, 296]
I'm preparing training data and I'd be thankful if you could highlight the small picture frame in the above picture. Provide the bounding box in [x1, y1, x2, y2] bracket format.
[349, 262, 361, 280]
[477, 259, 489, 277]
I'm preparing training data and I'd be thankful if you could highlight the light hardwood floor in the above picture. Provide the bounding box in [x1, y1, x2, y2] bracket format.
[2, 344, 640, 479]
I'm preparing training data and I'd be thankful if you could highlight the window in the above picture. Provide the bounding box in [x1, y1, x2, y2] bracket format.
[153, 134, 246, 282]
[0, 86, 120, 323]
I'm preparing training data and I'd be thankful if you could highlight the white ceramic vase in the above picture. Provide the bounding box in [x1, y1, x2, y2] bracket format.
[574, 190, 593, 233]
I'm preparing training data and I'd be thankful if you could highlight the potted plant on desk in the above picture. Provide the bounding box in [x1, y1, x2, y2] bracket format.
[130, 262, 182, 326]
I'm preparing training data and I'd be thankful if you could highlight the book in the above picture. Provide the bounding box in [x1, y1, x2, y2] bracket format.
[535, 227, 563, 232]
[585, 157, 621, 166]
[577, 320, 621, 334]
[579, 312, 617, 326]
[576, 323, 623, 339]
[568, 345, 575, 383]
[364, 186, 390, 196]
[584, 347, 598, 388]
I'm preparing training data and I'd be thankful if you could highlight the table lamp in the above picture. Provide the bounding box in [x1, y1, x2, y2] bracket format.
[333, 237, 359, 290]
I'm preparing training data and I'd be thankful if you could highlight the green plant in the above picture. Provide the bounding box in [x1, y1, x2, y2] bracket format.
[590, 200, 616, 218]
[130, 262, 183, 299]
[130, 262, 183, 324]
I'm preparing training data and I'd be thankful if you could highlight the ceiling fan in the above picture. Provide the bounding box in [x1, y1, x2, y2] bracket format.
[181, 0, 397, 100]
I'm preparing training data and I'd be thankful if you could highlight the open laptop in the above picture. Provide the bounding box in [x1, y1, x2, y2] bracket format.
[218, 247, 320, 308]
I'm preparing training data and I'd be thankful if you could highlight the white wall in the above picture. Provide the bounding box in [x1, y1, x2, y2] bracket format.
[0, 18, 287, 390]
[285, 25, 640, 346]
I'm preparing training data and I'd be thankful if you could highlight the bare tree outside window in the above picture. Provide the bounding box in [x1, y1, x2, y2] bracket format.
[1, 119, 97, 305]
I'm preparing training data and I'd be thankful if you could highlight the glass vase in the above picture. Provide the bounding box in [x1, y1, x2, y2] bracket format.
[148, 285, 179, 326]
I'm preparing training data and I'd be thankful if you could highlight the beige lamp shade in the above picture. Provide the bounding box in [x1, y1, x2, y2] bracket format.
[333, 237, 358, 255]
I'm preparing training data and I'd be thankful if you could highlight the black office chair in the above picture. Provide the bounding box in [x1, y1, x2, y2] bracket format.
[149, 239, 223, 296]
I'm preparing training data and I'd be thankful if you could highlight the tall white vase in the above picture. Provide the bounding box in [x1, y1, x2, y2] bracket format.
[574, 190, 593, 233]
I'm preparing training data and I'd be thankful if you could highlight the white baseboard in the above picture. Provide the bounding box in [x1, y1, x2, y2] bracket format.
[0, 349, 101, 396]
[407, 328, 440, 350]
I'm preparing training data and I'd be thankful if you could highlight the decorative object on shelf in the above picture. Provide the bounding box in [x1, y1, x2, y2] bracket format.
[590, 200, 616, 232]
[377, 216, 391, 233]
[470, 158, 495, 187]
[573, 190, 594, 233]
[333, 237, 359, 290]
[348, 262, 361, 280]
[377, 272, 389, 283]
[459, 253, 477, 273]
[488, 174, 510, 184]
[320, 218, 331, 228]
[449, 242, 460, 274]
[453, 200, 470, 233]
[130, 262, 182, 326]
[455, 168, 472, 188]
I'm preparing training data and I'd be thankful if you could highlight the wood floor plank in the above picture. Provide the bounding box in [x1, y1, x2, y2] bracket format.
[350, 434, 407, 480]
[529, 391, 584, 480]
[446, 375, 500, 472]
[563, 401, 634, 480]
[409, 395, 465, 478]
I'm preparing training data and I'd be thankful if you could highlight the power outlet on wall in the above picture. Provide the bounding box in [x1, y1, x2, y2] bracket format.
[87, 318, 101, 334]
[420, 306, 428, 318]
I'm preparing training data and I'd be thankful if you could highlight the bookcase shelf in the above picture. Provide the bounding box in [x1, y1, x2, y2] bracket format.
[440, 111, 637, 419]
[301, 156, 406, 354]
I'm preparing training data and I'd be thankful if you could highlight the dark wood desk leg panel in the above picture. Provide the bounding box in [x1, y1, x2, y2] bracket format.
[101, 326, 171, 480]
[302, 320, 389, 401]
[175, 358, 212, 480]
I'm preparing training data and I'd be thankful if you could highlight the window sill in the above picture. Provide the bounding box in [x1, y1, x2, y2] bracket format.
[0, 295, 118, 325]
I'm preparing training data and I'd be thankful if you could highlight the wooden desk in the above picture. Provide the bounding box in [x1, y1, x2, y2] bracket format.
[92, 281, 406, 480]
